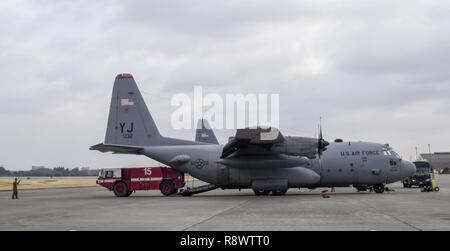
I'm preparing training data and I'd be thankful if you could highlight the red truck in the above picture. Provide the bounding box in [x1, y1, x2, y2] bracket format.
[97, 167, 185, 197]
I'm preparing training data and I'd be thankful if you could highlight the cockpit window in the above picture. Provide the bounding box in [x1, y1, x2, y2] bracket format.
[99, 170, 114, 178]
[105, 170, 114, 178]
[414, 162, 432, 176]
[382, 146, 400, 157]
[390, 151, 400, 157]
[416, 166, 431, 175]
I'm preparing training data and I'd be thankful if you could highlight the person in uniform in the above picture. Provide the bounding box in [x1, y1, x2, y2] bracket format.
[12, 178, 21, 199]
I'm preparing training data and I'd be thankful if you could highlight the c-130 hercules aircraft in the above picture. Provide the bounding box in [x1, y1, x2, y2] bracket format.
[91, 74, 416, 196]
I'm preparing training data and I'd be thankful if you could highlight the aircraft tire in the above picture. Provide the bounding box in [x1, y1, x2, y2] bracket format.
[160, 180, 176, 196]
[434, 186, 440, 192]
[113, 182, 129, 197]
[271, 190, 287, 196]
[253, 189, 270, 196]
[373, 184, 385, 194]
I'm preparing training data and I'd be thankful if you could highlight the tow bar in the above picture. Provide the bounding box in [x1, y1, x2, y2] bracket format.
[177, 184, 219, 196]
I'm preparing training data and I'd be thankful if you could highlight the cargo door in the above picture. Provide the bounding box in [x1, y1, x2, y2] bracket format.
[217, 164, 230, 188]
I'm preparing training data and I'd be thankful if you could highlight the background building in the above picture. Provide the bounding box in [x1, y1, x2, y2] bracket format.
[420, 152, 450, 173]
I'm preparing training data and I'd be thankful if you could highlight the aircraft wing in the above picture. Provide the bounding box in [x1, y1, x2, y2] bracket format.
[221, 127, 285, 158]
[219, 127, 323, 170]
[89, 143, 144, 154]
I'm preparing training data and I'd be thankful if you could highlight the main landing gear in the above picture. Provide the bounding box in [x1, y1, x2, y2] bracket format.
[373, 184, 385, 194]
[253, 189, 288, 196]
[355, 184, 386, 194]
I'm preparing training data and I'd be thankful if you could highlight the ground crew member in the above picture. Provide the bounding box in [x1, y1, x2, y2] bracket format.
[12, 178, 21, 199]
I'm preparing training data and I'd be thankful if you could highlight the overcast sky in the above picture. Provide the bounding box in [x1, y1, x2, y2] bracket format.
[1, 0, 450, 170]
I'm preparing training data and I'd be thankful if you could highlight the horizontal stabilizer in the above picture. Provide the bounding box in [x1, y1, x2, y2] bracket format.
[89, 143, 143, 154]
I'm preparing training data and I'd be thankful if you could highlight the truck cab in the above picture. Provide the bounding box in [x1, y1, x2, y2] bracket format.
[402, 161, 433, 188]
[98, 169, 121, 179]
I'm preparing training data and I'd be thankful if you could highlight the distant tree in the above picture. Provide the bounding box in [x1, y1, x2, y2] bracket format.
[0, 165, 100, 177]
[89, 169, 101, 176]
[80, 169, 89, 176]
[0, 166, 9, 176]
[53, 167, 66, 176]
[71, 168, 80, 176]
[30, 168, 52, 177]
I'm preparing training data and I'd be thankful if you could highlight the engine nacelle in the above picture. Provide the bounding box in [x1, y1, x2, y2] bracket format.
[271, 136, 319, 158]
[217, 154, 310, 169]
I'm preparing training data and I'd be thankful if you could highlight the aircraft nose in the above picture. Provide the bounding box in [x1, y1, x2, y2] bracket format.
[401, 160, 416, 178]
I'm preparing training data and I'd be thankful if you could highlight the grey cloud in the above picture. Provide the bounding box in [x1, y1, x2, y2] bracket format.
[116, 0, 309, 37]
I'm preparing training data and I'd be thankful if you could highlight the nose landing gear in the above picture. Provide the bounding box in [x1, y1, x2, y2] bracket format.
[253, 189, 271, 196]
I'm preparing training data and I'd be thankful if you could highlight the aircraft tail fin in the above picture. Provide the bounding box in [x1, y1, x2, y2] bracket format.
[195, 119, 219, 144]
[104, 73, 163, 146]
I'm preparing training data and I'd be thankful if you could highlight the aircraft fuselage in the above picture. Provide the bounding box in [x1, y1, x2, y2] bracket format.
[142, 140, 416, 189]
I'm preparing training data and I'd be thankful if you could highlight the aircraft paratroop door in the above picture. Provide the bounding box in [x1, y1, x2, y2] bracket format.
[217, 164, 230, 188]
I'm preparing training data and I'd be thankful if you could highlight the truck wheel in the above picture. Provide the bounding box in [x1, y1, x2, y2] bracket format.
[253, 189, 270, 196]
[272, 189, 287, 196]
[373, 184, 385, 194]
[160, 180, 175, 196]
[113, 182, 129, 197]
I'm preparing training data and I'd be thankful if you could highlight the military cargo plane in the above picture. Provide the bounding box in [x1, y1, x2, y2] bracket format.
[91, 74, 416, 196]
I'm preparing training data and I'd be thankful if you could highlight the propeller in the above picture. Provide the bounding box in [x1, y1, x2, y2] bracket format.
[317, 117, 329, 159]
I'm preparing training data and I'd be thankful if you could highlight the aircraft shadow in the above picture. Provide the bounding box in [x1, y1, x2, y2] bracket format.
[91, 190, 404, 199]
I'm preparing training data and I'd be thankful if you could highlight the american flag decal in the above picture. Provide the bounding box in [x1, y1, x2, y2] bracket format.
[121, 98, 134, 106]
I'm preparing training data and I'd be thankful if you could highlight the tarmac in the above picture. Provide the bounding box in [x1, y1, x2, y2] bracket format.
[1, 175, 449, 231]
